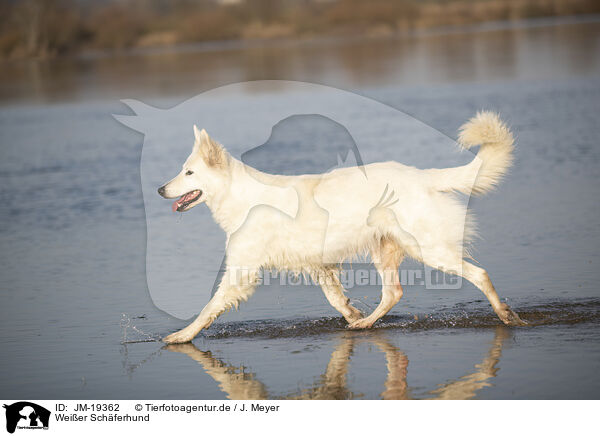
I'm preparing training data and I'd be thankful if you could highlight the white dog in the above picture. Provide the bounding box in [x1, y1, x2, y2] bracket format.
[158, 112, 526, 344]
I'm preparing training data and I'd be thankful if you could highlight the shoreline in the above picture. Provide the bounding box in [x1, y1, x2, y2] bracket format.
[2, 13, 599, 64]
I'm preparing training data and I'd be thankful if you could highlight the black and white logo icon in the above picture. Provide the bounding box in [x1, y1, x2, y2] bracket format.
[3, 402, 50, 434]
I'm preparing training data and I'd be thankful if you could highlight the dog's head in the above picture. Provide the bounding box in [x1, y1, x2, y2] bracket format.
[158, 126, 230, 212]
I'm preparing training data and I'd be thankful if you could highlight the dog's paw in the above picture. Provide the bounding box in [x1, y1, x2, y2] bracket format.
[497, 304, 528, 326]
[347, 318, 375, 329]
[162, 329, 198, 344]
[344, 307, 364, 324]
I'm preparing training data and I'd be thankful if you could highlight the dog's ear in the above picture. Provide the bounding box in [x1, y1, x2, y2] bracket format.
[193, 125, 228, 168]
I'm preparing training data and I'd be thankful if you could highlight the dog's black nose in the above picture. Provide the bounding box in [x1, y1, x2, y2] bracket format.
[158, 186, 166, 197]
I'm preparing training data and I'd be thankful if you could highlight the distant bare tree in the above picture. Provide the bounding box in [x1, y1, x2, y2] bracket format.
[15, 0, 49, 56]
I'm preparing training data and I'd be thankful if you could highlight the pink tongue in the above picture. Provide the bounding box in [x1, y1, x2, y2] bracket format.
[172, 191, 198, 212]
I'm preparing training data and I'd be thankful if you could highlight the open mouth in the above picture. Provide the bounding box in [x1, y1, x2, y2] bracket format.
[172, 190, 202, 212]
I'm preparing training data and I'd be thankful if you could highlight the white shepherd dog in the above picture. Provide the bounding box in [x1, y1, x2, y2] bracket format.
[158, 111, 527, 344]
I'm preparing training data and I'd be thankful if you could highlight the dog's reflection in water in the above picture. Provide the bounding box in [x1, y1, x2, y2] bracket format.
[164, 327, 511, 400]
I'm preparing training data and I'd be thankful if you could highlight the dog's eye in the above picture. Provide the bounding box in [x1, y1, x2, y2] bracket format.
[185, 170, 194, 176]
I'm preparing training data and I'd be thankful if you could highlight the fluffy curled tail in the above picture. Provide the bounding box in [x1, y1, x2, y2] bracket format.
[457, 111, 514, 195]
[430, 112, 515, 196]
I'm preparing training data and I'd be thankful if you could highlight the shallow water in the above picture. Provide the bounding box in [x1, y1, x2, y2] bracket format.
[1, 17, 599, 399]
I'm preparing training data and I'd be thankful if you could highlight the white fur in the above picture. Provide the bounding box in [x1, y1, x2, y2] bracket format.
[159, 112, 526, 343]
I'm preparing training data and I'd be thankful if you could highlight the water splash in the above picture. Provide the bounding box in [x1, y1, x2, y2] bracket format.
[120, 313, 162, 344]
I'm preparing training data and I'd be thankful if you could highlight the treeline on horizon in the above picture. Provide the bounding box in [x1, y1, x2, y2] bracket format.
[1, 0, 598, 59]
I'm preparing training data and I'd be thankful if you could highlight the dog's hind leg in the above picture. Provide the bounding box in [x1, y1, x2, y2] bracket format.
[163, 267, 260, 344]
[348, 237, 404, 329]
[460, 261, 527, 326]
[319, 269, 363, 323]
[420, 255, 527, 326]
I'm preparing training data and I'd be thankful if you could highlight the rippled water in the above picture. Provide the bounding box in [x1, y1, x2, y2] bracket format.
[0, 17, 599, 399]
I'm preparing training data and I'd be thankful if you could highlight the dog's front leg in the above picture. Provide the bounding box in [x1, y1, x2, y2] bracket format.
[163, 267, 260, 344]
[319, 269, 363, 323]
